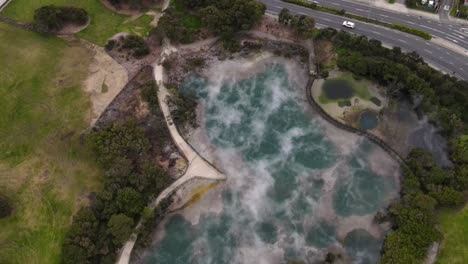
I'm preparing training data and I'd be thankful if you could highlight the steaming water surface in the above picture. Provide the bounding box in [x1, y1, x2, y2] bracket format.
[143, 62, 400, 264]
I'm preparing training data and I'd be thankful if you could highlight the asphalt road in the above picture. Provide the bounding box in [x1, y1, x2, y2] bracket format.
[260, 0, 468, 80]
[302, 0, 468, 50]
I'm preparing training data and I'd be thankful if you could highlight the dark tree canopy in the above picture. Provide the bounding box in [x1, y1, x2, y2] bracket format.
[199, 0, 266, 36]
[107, 214, 134, 245]
[0, 195, 12, 219]
[34, 5, 88, 31]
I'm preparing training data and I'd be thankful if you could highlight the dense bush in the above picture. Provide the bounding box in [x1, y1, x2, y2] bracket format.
[121, 35, 150, 58]
[155, 7, 197, 43]
[0, 195, 12, 219]
[390, 24, 432, 40]
[168, 88, 198, 129]
[34, 5, 88, 31]
[157, 0, 264, 44]
[61, 120, 171, 263]
[278, 8, 315, 37]
[198, 0, 266, 37]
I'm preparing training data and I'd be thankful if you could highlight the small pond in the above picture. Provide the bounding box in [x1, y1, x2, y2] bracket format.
[322, 79, 355, 100]
[359, 111, 378, 130]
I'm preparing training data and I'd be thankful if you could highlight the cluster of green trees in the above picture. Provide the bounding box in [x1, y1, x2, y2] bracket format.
[105, 35, 150, 58]
[381, 148, 466, 263]
[278, 8, 315, 38]
[34, 5, 88, 31]
[155, 7, 198, 44]
[315, 28, 468, 263]
[156, 0, 265, 46]
[61, 119, 171, 263]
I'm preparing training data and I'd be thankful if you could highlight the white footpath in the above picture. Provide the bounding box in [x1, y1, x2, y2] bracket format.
[115, 43, 226, 264]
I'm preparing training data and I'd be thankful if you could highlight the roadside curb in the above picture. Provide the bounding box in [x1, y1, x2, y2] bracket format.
[0, 0, 12, 12]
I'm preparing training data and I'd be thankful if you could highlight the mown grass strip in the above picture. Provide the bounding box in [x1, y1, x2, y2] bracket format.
[281, 0, 432, 40]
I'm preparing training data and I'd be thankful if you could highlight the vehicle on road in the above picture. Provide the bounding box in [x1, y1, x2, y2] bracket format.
[342, 21, 355, 29]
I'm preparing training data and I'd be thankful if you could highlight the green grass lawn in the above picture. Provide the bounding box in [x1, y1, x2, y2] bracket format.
[319, 73, 371, 104]
[437, 205, 468, 264]
[1, 0, 154, 46]
[0, 23, 101, 263]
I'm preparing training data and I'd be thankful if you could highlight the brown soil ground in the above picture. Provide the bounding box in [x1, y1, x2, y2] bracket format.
[81, 39, 129, 126]
[314, 39, 334, 66]
[56, 18, 91, 35]
[94, 66, 185, 178]
[252, 16, 301, 42]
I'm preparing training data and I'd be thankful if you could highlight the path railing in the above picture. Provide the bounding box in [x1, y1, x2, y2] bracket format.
[305, 77, 407, 166]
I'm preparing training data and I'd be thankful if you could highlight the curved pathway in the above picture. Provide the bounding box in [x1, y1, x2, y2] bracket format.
[116, 44, 226, 264]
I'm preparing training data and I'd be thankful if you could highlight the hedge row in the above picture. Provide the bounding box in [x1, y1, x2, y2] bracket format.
[281, 0, 432, 40]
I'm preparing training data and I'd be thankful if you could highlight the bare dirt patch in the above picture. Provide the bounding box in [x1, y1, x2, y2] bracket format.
[81, 39, 129, 126]
[314, 39, 334, 66]
[252, 15, 300, 42]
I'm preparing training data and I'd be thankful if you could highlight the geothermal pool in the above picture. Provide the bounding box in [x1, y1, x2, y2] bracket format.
[143, 61, 400, 264]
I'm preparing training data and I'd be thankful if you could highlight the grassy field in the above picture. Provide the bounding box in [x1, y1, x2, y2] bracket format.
[1, 0, 154, 46]
[0, 23, 101, 263]
[437, 205, 468, 264]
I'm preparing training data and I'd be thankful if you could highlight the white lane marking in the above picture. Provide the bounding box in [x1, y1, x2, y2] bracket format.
[407, 21, 415, 25]
[371, 31, 381, 35]
[356, 8, 365, 11]
[398, 39, 407, 43]
[424, 49, 433, 54]
[380, 14, 389, 18]
[322, 18, 332, 22]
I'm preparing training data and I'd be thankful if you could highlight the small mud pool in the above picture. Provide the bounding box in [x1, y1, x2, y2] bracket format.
[322, 79, 354, 100]
[359, 111, 378, 130]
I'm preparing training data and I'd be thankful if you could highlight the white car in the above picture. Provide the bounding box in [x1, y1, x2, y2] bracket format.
[342, 21, 355, 29]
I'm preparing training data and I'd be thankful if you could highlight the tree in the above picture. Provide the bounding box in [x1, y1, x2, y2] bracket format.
[452, 135, 468, 164]
[116, 187, 145, 217]
[290, 15, 315, 37]
[279, 8, 292, 24]
[89, 120, 149, 168]
[156, 7, 196, 43]
[107, 214, 134, 245]
[34, 5, 88, 31]
[200, 0, 265, 35]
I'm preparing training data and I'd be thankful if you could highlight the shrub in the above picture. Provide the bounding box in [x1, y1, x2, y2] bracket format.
[34, 5, 88, 31]
[105, 39, 116, 51]
[0, 195, 12, 218]
[121, 35, 150, 58]
[390, 24, 432, 40]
